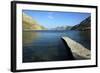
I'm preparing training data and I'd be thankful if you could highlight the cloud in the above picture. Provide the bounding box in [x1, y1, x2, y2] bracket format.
[48, 15, 54, 19]
[47, 12, 54, 19]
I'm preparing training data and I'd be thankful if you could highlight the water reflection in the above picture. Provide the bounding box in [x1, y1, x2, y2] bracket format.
[64, 30, 91, 49]
[23, 30, 90, 62]
[23, 31, 39, 46]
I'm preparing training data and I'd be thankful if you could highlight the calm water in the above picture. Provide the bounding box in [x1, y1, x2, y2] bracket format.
[23, 30, 90, 63]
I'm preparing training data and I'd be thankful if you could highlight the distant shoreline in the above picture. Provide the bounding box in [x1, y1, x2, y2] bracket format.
[23, 29, 89, 32]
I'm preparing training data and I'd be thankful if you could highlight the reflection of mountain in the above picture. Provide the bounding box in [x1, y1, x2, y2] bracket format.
[71, 16, 91, 30]
[23, 13, 46, 30]
[23, 32, 39, 45]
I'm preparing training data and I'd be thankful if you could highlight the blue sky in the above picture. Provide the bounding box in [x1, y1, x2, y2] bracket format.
[23, 10, 90, 29]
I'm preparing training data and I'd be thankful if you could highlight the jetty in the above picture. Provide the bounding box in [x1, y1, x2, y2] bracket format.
[61, 36, 91, 60]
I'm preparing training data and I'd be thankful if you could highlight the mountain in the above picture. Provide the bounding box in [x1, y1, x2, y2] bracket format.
[71, 16, 91, 30]
[65, 26, 72, 30]
[52, 26, 72, 30]
[23, 13, 46, 30]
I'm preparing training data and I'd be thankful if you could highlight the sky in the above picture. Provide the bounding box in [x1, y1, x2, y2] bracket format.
[23, 10, 90, 29]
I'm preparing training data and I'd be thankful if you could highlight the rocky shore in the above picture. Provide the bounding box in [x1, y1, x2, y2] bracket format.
[62, 36, 91, 60]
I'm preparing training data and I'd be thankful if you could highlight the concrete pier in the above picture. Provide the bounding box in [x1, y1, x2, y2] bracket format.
[62, 36, 91, 60]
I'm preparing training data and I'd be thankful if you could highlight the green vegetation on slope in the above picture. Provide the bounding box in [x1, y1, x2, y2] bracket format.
[23, 13, 46, 30]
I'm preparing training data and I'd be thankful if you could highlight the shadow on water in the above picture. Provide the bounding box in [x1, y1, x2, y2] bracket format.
[78, 30, 91, 49]
[61, 38, 75, 60]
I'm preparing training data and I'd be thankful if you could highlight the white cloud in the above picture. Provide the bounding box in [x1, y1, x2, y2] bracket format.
[48, 15, 54, 19]
[47, 12, 54, 19]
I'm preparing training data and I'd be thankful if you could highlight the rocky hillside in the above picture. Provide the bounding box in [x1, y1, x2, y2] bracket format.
[23, 13, 46, 30]
[71, 16, 91, 31]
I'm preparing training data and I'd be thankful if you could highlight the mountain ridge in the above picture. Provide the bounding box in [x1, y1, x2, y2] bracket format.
[71, 16, 91, 30]
[23, 13, 46, 30]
